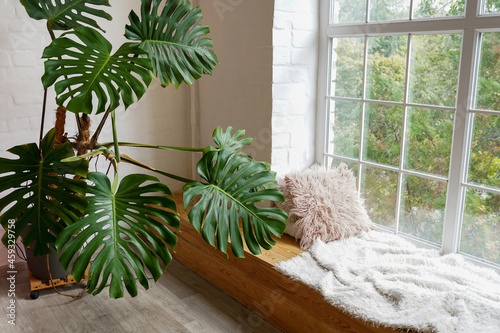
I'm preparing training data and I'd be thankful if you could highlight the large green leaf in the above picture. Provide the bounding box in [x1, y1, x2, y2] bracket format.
[20, 0, 112, 31]
[0, 128, 88, 257]
[211, 126, 253, 152]
[202, 126, 255, 160]
[125, 0, 218, 88]
[183, 149, 287, 258]
[55, 172, 179, 298]
[42, 27, 153, 115]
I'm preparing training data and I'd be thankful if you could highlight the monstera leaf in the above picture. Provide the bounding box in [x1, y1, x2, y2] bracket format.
[0, 128, 88, 257]
[210, 126, 253, 153]
[183, 149, 287, 258]
[42, 27, 153, 114]
[125, 0, 218, 88]
[20, 0, 112, 31]
[55, 172, 179, 298]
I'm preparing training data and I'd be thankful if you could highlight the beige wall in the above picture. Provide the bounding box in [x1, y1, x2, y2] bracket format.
[194, 0, 275, 164]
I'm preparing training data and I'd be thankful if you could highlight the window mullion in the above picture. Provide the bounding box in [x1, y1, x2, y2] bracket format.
[394, 34, 413, 235]
[441, 0, 480, 255]
[327, 16, 500, 37]
[358, 36, 369, 194]
[365, 0, 370, 23]
[470, 108, 500, 115]
[327, 96, 458, 112]
[463, 183, 500, 196]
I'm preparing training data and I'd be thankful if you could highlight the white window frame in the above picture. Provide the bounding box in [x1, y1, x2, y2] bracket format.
[316, 0, 500, 270]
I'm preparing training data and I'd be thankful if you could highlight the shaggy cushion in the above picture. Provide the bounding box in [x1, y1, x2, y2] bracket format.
[281, 164, 372, 249]
[275, 177, 300, 238]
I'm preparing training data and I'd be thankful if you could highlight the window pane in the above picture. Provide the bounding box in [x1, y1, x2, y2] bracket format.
[328, 157, 359, 179]
[483, 0, 500, 14]
[399, 175, 447, 244]
[369, 0, 410, 21]
[332, 0, 366, 23]
[404, 107, 454, 177]
[408, 34, 462, 107]
[362, 103, 403, 167]
[467, 114, 500, 189]
[328, 100, 362, 158]
[366, 35, 407, 102]
[413, 0, 465, 18]
[460, 188, 500, 265]
[361, 165, 398, 228]
[474, 32, 500, 111]
[331, 37, 365, 98]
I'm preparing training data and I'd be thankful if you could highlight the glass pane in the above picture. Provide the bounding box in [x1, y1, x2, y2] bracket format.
[366, 35, 407, 102]
[408, 34, 462, 107]
[328, 100, 362, 158]
[361, 165, 398, 228]
[331, 37, 365, 98]
[413, 0, 465, 18]
[328, 157, 359, 179]
[474, 32, 500, 111]
[362, 103, 403, 167]
[399, 175, 447, 244]
[369, 0, 410, 21]
[467, 114, 500, 189]
[483, 0, 500, 14]
[404, 107, 454, 177]
[460, 188, 500, 265]
[332, 0, 366, 23]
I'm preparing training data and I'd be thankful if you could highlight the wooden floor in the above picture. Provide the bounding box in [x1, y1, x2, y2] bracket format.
[0, 260, 281, 333]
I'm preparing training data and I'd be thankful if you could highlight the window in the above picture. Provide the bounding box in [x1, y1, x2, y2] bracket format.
[318, 0, 500, 268]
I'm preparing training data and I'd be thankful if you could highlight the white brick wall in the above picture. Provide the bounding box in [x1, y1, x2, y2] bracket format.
[272, 0, 319, 175]
[0, 0, 192, 266]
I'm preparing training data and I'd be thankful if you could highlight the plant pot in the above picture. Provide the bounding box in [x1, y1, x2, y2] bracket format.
[23, 245, 72, 281]
[20, 224, 76, 281]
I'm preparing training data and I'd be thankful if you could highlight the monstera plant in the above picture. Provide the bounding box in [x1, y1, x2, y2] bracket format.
[0, 0, 287, 299]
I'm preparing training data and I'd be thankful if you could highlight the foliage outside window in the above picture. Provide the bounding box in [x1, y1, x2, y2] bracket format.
[322, 0, 500, 267]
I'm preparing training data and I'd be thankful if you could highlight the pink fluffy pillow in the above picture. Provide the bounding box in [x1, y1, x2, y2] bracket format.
[281, 164, 372, 249]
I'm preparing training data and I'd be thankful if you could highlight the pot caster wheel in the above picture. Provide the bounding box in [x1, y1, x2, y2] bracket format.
[30, 290, 40, 300]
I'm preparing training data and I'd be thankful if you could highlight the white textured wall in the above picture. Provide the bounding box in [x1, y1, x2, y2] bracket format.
[272, 0, 319, 175]
[195, 0, 275, 164]
[0, 0, 191, 266]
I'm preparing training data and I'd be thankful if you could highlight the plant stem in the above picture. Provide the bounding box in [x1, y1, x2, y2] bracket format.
[111, 172, 119, 193]
[91, 107, 111, 147]
[39, 88, 48, 157]
[121, 154, 197, 184]
[38, 21, 56, 157]
[47, 22, 56, 41]
[99, 142, 206, 153]
[111, 110, 120, 163]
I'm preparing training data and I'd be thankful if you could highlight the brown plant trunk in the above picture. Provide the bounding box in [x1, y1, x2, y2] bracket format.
[77, 114, 91, 156]
[54, 107, 67, 148]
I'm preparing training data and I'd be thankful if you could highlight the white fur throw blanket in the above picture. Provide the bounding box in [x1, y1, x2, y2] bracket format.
[275, 231, 500, 332]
